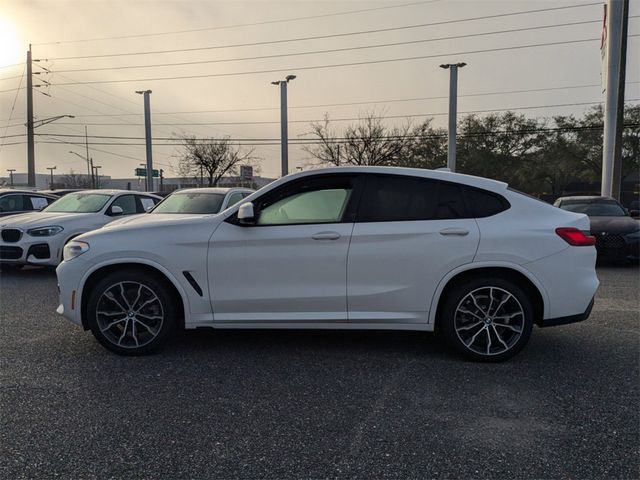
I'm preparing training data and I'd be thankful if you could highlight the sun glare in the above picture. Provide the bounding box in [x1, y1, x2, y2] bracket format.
[0, 16, 23, 68]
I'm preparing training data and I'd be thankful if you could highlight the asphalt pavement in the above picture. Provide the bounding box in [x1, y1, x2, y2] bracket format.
[0, 265, 638, 479]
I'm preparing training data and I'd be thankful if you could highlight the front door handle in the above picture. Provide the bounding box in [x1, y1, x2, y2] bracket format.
[439, 227, 469, 236]
[312, 231, 341, 240]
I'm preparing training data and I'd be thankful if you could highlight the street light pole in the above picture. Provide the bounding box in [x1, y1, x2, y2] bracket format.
[440, 62, 466, 172]
[136, 90, 153, 192]
[7, 169, 16, 187]
[271, 75, 296, 177]
[92, 165, 102, 188]
[46, 166, 56, 189]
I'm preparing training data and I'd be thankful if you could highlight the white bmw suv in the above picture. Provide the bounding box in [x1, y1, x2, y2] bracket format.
[56, 167, 599, 361]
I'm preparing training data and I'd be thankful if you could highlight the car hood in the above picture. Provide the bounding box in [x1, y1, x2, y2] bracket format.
[589, 215, 640, 234]
[103, 213, 218, 229]
[0, 211, 96, 229]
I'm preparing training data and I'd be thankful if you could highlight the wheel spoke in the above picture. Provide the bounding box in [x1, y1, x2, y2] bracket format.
[465, 326, 486, 348]
[458, 308, 484, 321]
[470, 293, 488, 316]
[135, 297, 159, 314]
[490, 293, 513, 317]
[135, 318, 158, 336]
[97, 310, 123, 317]
[104, 291, 127, 313]
[117, 319, 130, 345]
[131, 319, 139, 347]
[491, 324, 510, 350]
[485, 327, 492, 355]
[130, 284, 143, 311]
[457, 320, 484, 331]
[100, 317, 126, 333]
[493, 322, 522, 334]
[487, 287, 495, 318]
[136, 313, 163, 321]
[119, 283, 132, 309]
[493, 312, 522, 320]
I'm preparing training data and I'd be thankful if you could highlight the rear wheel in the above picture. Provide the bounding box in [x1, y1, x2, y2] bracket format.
[440, 277, 534, 362]
[86, 270, 177, 355]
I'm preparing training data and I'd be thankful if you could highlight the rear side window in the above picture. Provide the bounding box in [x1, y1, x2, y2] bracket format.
[462, 186, 509, 218]
[357, 174, 508, 222]
[29, 196, 51, 210]
[0, 194, 24, 212]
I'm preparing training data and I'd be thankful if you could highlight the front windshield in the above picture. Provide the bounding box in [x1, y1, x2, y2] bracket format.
[151, 192, 225, 214]
[43, 193, 112, 213]
[560, 202, 627, 217]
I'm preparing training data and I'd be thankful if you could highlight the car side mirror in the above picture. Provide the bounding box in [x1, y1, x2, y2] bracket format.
[630, 209, 640, 219]
[110, 205, 124, 216]
[237, 202, 255, 225]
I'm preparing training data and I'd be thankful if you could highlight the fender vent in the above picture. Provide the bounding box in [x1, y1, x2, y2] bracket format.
[183, 271, 203, 296]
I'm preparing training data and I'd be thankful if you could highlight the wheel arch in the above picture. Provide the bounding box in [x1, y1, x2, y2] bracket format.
[79, 260, 187, 331]
[429, 263, 548, 329]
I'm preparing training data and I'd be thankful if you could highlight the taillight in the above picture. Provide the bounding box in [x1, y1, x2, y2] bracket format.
[555, 227, 596, 246]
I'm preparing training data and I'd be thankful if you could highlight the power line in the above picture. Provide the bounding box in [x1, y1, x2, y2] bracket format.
[32, 1, 439, 46]
[40, 2, 603, 61]
[47, 18, 627, 73]
[31, 100, 638, 129]
[29, 123, 640, 147]
[0, 65, 26, 156]
[48, 36, 640, 86]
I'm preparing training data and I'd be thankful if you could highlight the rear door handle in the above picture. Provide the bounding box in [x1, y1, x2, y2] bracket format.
[312, 231, 341, 240]
[439, 228, 469, 236]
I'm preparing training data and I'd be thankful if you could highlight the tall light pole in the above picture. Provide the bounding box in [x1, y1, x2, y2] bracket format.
[271, 75, 296, 177]
[135, 90, 153, 192]
[601, 0, 629, 199]
[46, 166, 56, 188]
[440, 63, 466, 172]
[7, 169, 16, 187]
[92, 165, 102, 188]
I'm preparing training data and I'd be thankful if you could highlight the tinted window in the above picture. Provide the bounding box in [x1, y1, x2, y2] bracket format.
[111, 195, 137, 215]
[359, 175, 469, 222]
[462, 187, 509, 218]
[0, 194, 24, 212]
[560, 201, 626, 217]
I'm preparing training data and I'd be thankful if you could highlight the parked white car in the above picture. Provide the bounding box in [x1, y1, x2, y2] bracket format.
[108, 187, 255, 228]
[0, 190, 161, 268]
[56, 167, 599, 361]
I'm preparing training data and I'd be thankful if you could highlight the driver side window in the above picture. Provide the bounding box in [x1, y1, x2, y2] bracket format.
[254, 176, 357, 226]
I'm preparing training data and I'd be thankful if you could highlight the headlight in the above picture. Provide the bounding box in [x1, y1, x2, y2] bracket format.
[63, 241, 90, 261]
[625, 229, 640, 239]
[27, 225, 64, 237]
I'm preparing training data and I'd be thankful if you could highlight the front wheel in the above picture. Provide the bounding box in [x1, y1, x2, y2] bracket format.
[86, 270, 177, 355]
[440, 277, 534, 362]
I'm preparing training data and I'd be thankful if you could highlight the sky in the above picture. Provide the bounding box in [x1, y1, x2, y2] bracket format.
[0, 0, 638, 181]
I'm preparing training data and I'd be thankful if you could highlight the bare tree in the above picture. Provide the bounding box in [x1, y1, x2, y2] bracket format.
[58, 170, 93, 188]
[304, 112, 415, 167]
[177, 136, 256, 186]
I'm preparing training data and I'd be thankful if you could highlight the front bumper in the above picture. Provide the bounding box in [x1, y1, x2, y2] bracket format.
[56, 257, 90, 328]
[595, 234, 640, 261]
[539, 297, 594, 328]
[0, 235, 63, 266]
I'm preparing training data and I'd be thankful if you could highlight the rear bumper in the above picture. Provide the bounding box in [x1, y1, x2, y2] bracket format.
[538, 297, 594, 328]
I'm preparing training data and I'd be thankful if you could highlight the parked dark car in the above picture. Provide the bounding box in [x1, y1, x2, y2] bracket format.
[0, 189, 57, 217]
[554, 196, 640, 263]
[38, 189, 85, 198]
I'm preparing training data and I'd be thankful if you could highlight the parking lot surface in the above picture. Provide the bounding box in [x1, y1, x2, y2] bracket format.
[1, 265, 638, 479]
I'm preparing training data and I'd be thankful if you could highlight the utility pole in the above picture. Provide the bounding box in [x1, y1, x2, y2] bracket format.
[602, 0, 629, 199]
[85, 126, 91, 180]
[90, 158, 95, 188]
[26, 45, 35, 187]
[440, 62, 466, 172]
[7, 169, 16, 187]
[271, 75, 296, 177]
[46, 166, 56, 188]
[136, 90, 153, 192]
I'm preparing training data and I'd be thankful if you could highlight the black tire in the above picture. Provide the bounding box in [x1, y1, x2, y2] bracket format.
[440, 276, 534, 362]
[86, 269, 178, 355]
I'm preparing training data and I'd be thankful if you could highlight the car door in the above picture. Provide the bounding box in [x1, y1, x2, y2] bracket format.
[209, 174, 363, 323]
[347, 174, 480, 324]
